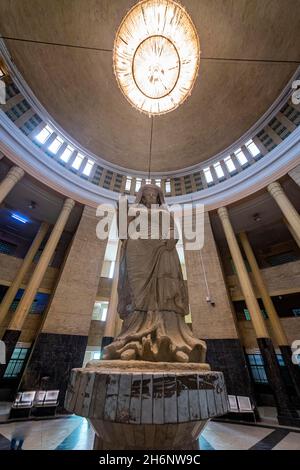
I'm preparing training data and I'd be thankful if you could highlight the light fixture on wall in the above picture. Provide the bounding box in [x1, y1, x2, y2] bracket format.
[113, 0, 200, 116]
[11, 212, 29, 224]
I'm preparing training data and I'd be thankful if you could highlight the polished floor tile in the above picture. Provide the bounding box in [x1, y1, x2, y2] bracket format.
[273, 432, 300, 450]
[0, 416, 83, 450]
[201, 422, 274, 450]
[0, 416, 299, 450]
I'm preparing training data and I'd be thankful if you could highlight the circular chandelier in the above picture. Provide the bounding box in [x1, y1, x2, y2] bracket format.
[113, 0, 200, 116]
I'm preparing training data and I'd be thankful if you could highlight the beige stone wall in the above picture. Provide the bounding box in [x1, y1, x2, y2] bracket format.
[227, 260, 300, 300]
[0, 253, 58, 293]
[97, 277, 112, 299]
[41, 206, 109, 336]
[184, 211, 238, 339]
[239, 317, 300, 349]
[87, 319, 105, 347]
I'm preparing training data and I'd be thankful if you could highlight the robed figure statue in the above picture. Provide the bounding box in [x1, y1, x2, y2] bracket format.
[103, 184, 206, 363]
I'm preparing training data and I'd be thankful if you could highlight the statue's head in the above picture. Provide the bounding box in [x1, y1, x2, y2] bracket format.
[135, 184, 165, 208]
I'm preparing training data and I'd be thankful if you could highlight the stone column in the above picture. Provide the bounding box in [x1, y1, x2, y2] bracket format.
[101, 243, 121, 351]
[218, 207, 299, 426]
[184, 210, 254, 399]
[0, 166, 24, 203]
[0, 199, 74, 378]
[20, 205, 111, 407]
[0, 222, 49, 326]
[283, 216, 300, 248]
[239, 231, 300, 401]
[268, 181, 300, 244]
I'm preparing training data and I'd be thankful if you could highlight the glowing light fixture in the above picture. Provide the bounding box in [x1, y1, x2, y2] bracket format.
[11, 213, 29, 223]
[113, 0, 200, 115]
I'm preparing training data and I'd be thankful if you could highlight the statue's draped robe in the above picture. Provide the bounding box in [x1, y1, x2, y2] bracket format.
[103, 206, 206, 362]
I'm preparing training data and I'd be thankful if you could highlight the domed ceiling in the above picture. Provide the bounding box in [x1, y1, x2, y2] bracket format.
[0, 0, 300, 173]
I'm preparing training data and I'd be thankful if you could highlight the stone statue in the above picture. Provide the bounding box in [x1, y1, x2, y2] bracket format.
[66, 186, 227, 450]
[103, 184, 206, 363]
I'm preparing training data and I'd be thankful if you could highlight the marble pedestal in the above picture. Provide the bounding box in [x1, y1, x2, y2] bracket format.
[65, 360, 228, 450]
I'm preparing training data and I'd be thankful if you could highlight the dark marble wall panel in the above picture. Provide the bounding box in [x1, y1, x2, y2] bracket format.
[21, 332, 88, 408]
[205, 338, 255, 400]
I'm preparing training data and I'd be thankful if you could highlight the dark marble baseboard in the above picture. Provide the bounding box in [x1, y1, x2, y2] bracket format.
[205, 338, 255, 400]
[20, 332, 88, 409]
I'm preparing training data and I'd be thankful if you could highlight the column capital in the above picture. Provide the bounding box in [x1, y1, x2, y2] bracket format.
[267, 181, 283, 198]
[63, 198, 75, 211]
[7, 165, 25, 183]
[0, 165, 25, 204]
[217, 206, 229, 220]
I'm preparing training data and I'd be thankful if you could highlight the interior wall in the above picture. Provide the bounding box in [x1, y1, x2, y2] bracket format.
[184, 211, 254, 398]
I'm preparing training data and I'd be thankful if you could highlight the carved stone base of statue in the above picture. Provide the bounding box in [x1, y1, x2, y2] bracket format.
[102, 311, 207, 363]
[65, 360, 228, 450]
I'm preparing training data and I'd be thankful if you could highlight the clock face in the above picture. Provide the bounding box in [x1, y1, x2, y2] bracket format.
[113, 0, 200, 116]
